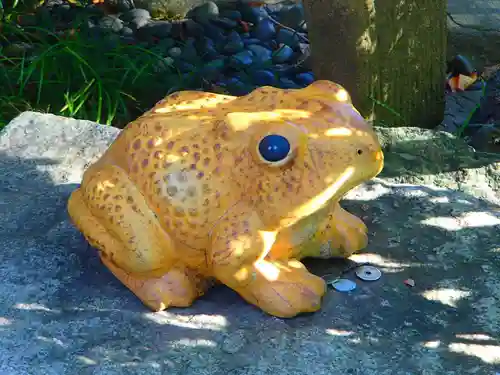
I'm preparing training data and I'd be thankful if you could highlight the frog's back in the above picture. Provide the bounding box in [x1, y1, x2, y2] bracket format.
[87, 91, 237, 174]
[82, 91, 255, 255]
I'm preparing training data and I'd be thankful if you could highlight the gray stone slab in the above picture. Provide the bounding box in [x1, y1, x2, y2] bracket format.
[447, 0, 500, 70]
[0, 112, 499, 375]
[439, 89, 485, 134]
[448, 0, 500, 32]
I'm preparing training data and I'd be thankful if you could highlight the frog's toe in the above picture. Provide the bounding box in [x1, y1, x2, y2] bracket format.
[335, 219, 368, 256]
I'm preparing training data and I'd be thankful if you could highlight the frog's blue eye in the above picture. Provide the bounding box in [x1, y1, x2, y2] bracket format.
[258, 134, 291, 163]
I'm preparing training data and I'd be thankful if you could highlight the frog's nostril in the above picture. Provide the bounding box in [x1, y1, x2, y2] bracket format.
[356, 149, 363, 155]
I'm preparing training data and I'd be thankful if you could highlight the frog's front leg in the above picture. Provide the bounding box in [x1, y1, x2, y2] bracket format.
[313, 202, 369, 258]
[209, 204, 326, 318]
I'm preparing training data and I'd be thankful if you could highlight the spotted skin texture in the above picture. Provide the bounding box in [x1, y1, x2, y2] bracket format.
[67, 80, 385, 318]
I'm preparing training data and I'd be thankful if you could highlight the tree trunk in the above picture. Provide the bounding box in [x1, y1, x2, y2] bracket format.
[302, 0, 447, 127]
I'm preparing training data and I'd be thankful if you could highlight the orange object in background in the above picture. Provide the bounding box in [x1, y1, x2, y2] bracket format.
[447, 73, 478, 92]
[446, 55, 479, 92]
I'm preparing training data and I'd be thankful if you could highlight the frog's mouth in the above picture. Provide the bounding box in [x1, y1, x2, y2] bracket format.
[277, 143, 383, 228]
[335, 151, 384, 199]
[279, 166, 357, 228]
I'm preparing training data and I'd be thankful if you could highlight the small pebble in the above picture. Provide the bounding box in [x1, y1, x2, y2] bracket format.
[295, 72, 314, 86]
[196, 37, 219, 60]
[404, 278, 416, 287]
[276, 28, 300, 49]
[180, 38, 198, 60]
[189, 1, 219, 24]
[240, 4, 268, 23]
[220, 10, 242, 21]
[136, 21, 172, 39]
[211, 17, 238, 30]
[229, 50, 254, 68]
[278, 4, 305, 30]
[243, 38, 262, 46]
[272, 44, 293, 63]
[168, 47, 182, 58]
[278, 77, 301, 89]
[202, 23, 225, 40]
[115, 0, 135, 12]
[201, 58, 226, 79]
[246, 44, 272, 64]
[177, 61, 196, 73]
[251, 70, 276, 86]
[120, 8, 151, 23]
[219, 77, 253, 96]
[251, 18, 275, 41]
[184, 19, 204, 37]
[223, 31, 244, 54]
[120, 26, 134, 37]
[99, 15, 124, 33]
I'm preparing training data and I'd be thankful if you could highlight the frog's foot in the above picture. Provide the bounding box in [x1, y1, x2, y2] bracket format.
[210, 205, 326, 318]
[101, 257, 212, 311]
[315, 203, 368, 258]
[217, 257, 326, 318]
[242, 259, 327, 318]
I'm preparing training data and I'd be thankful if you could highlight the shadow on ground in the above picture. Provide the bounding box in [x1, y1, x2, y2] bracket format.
[0, 149, 499, 375]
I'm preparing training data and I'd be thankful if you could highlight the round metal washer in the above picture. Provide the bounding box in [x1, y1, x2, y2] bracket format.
[355, 265, 382, 281]
[329, 278, 357, 292]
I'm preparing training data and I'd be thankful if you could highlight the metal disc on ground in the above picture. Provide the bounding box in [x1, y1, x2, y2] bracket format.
[355, 265, 382, 281]
[328, 278, 357, 292]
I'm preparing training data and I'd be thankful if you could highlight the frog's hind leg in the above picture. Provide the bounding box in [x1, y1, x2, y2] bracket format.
[100, 257, 212, 311]
[68, 165, 175, 275]
[67, 166, 210, 311]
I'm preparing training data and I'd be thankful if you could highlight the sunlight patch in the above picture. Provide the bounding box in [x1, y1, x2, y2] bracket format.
[37, 335, 67, 348]
[420, 217, 461, 231]
[144, 312, 227, 331]
[14, 303, 58, 313]
[461, 212, 500, 228]
[420, 288, 472, 307]
[349, 253, 416, 273]
[0, 317, 11, 326]
[173, 338, 217, 348]
[325, 329, 354, 337]
[344, 181, 391, 201]
[428, 196, 450, 204]
[448, 342, 500, 364]
[422, 340, 441, 349]
[455, 333, 495, 341]
[422, 212, 500, 231]
[76, 356, 97, 365]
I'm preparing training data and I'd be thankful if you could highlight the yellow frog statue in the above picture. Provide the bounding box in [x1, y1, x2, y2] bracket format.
[67, 80, 384, 318]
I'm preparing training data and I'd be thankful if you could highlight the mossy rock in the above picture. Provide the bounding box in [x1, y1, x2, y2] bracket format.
[374, 126, 500, 203]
